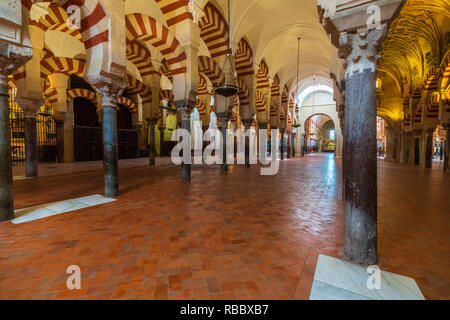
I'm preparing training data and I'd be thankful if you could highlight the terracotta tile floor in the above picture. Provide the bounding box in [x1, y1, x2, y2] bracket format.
[0, 154, 448, 300]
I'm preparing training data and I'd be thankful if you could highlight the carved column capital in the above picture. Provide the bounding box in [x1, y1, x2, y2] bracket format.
[216, 111, 232, 129]
[339, 26, 387, 79]
[97, 85, 123, 109]
[0, 43, 33, 84]
[241, 118, 253, 130]
[174, 99, 196, 121]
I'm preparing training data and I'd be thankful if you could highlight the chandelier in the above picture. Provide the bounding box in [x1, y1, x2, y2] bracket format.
[215, 0, 239, 97]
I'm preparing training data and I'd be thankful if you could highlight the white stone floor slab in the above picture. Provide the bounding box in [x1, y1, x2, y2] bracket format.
[309, 254, 425, 300]
[12, 194, 117, 224]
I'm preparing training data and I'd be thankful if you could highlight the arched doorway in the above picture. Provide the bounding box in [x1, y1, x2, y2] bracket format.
[117, 104, 139, 159]
[376, 116, 386, 158]
[304, 114, 336, 154]
[73, 97, 103, 161]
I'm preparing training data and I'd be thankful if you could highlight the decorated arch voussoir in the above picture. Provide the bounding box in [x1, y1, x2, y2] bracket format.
[236, 38, 254, 78]
[118, 96, 138, 113]
[29, 3, 83, 43]
[199, 56, 222, 87]
[199, 2, 229, 60]
[67, 88, 97, 105]
[126, 74, 152, 104]
[40, 57, 86, 80]
[126, 13, 187, 75]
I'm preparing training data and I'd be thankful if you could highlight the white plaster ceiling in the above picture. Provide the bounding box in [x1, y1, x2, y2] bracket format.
[213, 0, 331, 92]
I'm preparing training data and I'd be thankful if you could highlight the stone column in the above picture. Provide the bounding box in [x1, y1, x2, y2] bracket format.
[0, 45, 33, 221]
[176, 100, 194, 180]
[158, 124, 165, 157]
[98, 87, 119, 197]
[339, 28, 386, 264]
[270, 126, 278, 158]
[217, 112, 232, 172]
[280, 128, 286, 160]
[24, 110, 38, 177]
[0, 74, 14, 221]
[242, 119, 252, 168]
[424, 129, 434, 169]
[259, 122, 268, 161]
[147, 118, 157, 165]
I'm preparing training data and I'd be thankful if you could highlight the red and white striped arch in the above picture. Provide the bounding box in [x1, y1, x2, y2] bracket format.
[117, 96, 138, 114]
[198, 56, 222, 87]
[199, 2, 229, 60]
[255, 90, 266, 113]
[441, 52, 450, 93]
[127, 41, 156, 78]
[154, 0, 192, 27]
[126, 13, 187, 75]
[160, 90, 174, 101]
[29, 3, 83, 43]
[282, 85, 289, 104]
[237, 78, 249, 108]
[280, 108, 286, 121]
[271, 74, 280, 97]
[196, 100, 207, 116]
[256, 60, 269, 89]
[160, 58, 173, 82]
[44, 86, 58, 104]
[67, 88, 97, 105]
[126, 74, 152, 104]
[198, 74, 209, 95]
[40, 57, 86, 79]
[236, 38, 253, 78]
[22, 0, 109, 50]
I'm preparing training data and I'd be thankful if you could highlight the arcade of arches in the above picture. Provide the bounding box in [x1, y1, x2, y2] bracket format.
[0, 0, 448, 300]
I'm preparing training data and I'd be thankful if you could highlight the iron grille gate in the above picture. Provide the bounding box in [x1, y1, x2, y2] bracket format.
[9, 90, 25, 164]
[37, 103, 57, 162]
[9, 89, 57, 164]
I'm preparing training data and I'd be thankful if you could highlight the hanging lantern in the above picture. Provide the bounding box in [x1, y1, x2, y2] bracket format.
[215, 0, 239, 97]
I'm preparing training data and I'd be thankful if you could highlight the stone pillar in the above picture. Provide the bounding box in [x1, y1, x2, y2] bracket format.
[259, 122, 268, 161]
[148, 118, 157, 165]
[0, 40, 33, 221]
[176, 100, 194, 181]
[413, 130, 421, 166]
[158, 125, 165, 157]
[217, 112, 232, 172]
[0, 74, 14, 221]
[242, 119, 252, 168]
[286, 132, 294, 159]
[24, 110, 38, 177]
[280, 128, 286, 160]
[270, 126, 278, 158]
[98, 87, 119, 197]
[339, 28, 386, 264]
[424, 129, 434, 169]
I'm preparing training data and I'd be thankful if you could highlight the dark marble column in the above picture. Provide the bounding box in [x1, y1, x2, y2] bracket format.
[148, 119, 157, 165]
[344, 69, 378, 265]
[217, 112, 232, 172]
[176, 101, 194, 181]
[280, 129, 286, 160]
[286, 132, 291, 159]
[424, 129, 434, 169]
[242, 119, 252, 168]
[340, 28, 387, 265]
[24, 112, 38, 177]
[0, 78, 13, 221]
[259, 122, 268, 161]
[98, 89, 119, 197]
[269, 126, 277, 158]
[159, 125, 165, 157]
[55, 119, 65, 162]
